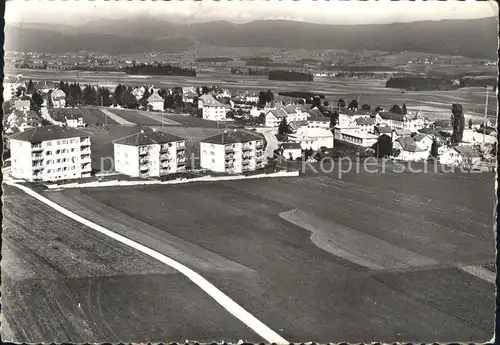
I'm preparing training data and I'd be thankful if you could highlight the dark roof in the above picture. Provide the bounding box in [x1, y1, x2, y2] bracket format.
[282, 142, 302, 150]
[308, 116, 330, 122]
[9, 125, 90, 143]
[375, 125, 393, 134]
[341, 109, 371, 116]
[267, 108, 288, 119]
[355, 117, 376, 126]
[379, 112, 406, 121]
[113, 131, 185, 146]
[289, 120, 309, 130]
[307, 108, 324, 118]
[201, 130, 264, 145]
[454, 145, 480, 158]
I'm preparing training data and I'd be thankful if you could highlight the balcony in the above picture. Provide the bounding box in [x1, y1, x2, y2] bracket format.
[139, 158, 149, 165]
[225, 154, 234, 161]
[160, 154, 172, 161]
[177, 142, 185, 149]
[177, 157, 186, 164]
[139, 165, 149, 172]
[32, 154, 43, 160]
[80, 137, 90, 145]
[242, 144, 252, 151]
[242, 165, 251, 172]
[81, 154, 91, 163]
[32, 164, 43, 170]
[161, 162, 170, 169]
[32, 144, 43, 152]
[139, 149, 149, 156]
[160, 144, 171, 153]
[80, 148, 91, 155]
[81, 163, 91, 171]
[225, 161, 234, 168]
[225, 146, 234, 153]
[242, 160, 250, 166]
[256, 142, 263, 149]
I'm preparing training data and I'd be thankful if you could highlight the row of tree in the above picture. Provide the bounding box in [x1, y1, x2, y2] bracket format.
[386, 76, 497, 91]
[124, 63, 197, 77]
[268, 70, 314, 82]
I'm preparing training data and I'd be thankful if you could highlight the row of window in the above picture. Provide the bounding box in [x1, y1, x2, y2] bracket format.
[45, 138, 82, 146]
[46, 165, 79, 173]
[46, 148, 80, 155]
[46, 157, 78, 164]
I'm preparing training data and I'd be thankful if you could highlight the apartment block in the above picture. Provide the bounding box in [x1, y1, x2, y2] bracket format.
[200, 130, 266, 173]
[113, 130, 186, 178]
[9, 126, 92, 181]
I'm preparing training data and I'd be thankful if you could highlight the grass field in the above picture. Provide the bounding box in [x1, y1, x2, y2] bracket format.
[78, 107, 120, 125]
[37, 166, 496, 342]
[1, 185, 258, 343]
[9, 68, 497, 121]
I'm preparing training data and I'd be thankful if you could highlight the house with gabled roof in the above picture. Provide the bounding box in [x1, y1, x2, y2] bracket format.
[265, 107, 288, 127]
[113, 129, 186, 177]
[200, 129, 266, 173]
[147, 91, 164, 111]
[51, 89, 66, 108]
[393, 136, 429, 161]
[198, 94, 229, 121]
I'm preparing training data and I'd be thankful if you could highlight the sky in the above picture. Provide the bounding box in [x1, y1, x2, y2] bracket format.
[5, 0, 498, 26]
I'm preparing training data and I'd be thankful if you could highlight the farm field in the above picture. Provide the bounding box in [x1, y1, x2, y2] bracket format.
[9, 68, 497, 121]
[1, 185, 257, 343]
[53, 107, 120, 126]
[36, 167, 496, 343]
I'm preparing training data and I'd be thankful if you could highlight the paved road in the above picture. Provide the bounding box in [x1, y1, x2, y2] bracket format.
[255, 127, 279, 158]
[3, 167, 495, 343]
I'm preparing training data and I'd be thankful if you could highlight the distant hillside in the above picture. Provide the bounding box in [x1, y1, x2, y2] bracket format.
[5, 17, 498, 58]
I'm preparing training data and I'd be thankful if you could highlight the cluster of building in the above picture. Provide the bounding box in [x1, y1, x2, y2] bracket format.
[8, 125, 267, 182]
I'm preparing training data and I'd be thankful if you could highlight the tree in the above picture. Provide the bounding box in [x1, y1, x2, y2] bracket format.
[139, 88, 151, 110]
[202, 86, 210, 95]
[468, 118, 473, 129]
[311, 96, 322, 108]
[451, 103, 465, 143]
[258, 112, 266, 125]
[390, 104, 403, 114]
[361, 103, 371, 111]
[348, 99, 358, 111]
[226, 110, 235, 119]
[402, 103, 408, 114]
[31, 91, 44, 112]
[337, 98, 346, 109]
[329, 110, 339, 129]
[15, 86, 26, 97]
[372, 134, 393, 158]
[26, 80, 34, 94]
[430, 138, 439, 157]
[374, 106, 383, 113]
[278, 117, 291, 135]
[323, 100, 329, 106]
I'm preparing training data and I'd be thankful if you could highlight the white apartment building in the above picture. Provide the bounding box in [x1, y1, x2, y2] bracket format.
[308, 116, 331, 129]
[51, 89, 66, 108]
[200, 130, 266, 173]
[9, 126, 92, 181]
[113, 130, 186, 178]
[198, 94, 228, 121]
[284, 105, 309, 123]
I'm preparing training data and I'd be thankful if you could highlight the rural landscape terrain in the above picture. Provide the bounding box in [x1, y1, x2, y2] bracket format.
[2, 1, 498, 344]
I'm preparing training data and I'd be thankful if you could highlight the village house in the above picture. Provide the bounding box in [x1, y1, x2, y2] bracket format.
[113, 130, 186, 178]
[374, 125, 393, 137]
[354, 117, 376, 132]
[393, 136, 429, 161]
[438, 145, 481, 167]
[182, 87, 197, 104]
[198, 94, 229, 121]
[131, 86, 146, 100]
[337, 129, 378, 148]
[200, 130, 266, 173]
[147, 91, 164, 111]
[9, 125, 92, 181]
[284, 104, 309, 122]
[65, 113, 86, 128]
[280, 142, 303, 160]
[50, 89, 66, 108]
[288, 127, 334, 150]
[4, 110, 41, 134]
[14, 96, 31, 111]
[377, 111, 426, 131]
[265, 108, 288, 127]
[338, 109, 371, 126]
[412, 133, 434, 151]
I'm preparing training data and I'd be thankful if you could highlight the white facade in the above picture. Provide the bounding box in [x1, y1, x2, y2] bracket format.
[396, 149, 429, 162]
[51, 89, 66, 108]
[66, 117, 86, 128]
[10, 134, 92, 181]
[338, 130, 378, 147]
[200, 137, 266, 173]
[308, 118, 330, 129]
[114, 140, 186, 177]
[289, 127, 334, 150]
[150, 101, 164, 111]
[203, 106, 227, 121]
[338, 112, 371, 126]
